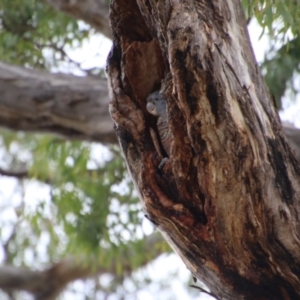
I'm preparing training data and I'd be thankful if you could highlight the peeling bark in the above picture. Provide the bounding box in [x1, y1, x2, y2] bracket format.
[0, 61, 116, 143]
[107, 0, 300, 298]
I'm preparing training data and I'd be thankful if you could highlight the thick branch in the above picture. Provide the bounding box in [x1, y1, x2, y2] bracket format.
[47, 0, 112, 39]
[0, 61, 116, 143]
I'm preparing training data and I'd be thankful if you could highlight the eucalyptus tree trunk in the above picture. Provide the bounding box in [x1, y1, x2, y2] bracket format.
[107, 0, 300, 298]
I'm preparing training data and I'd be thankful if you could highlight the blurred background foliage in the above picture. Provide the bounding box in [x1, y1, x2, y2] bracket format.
[0, 0, 89, 69]
[242, 0, 300, 108]
[0, 0, 299, 299]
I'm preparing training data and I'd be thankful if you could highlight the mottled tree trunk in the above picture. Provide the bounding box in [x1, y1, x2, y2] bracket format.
[107, 0, 300, 299]
[0, 62, 115, 143]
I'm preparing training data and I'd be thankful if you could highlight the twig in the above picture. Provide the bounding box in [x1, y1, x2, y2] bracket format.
[0, 167, 28, 179]
[189, 284, 220, 300]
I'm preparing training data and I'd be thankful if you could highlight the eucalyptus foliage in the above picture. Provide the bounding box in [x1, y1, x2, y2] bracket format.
[0, 0, 89, 69]
[242, 0, 300, 108]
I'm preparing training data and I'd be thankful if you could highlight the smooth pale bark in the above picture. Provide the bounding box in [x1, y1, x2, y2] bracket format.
[107, 0, 300, 298]
[0, 61, 116, 143]
[47, 0, 111, 39]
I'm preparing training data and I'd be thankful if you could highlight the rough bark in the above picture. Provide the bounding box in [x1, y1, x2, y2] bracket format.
[107, 0, 300, 299]
[0, 61, 116, 143]
[47, 0, 112, 39]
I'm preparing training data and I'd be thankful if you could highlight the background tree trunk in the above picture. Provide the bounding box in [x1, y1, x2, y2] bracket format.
[0, 61, 116, 143]
[107, 0, 300, 298]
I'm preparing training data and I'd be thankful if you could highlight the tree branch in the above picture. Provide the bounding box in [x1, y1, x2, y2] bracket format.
[0, 167, 28, 179]
[47, 0, 112, 39]
[1, 61, 300, 156]
[0, 61, 117, 144]
[0, 233, 168, 300]
[0, 258, 99, 300]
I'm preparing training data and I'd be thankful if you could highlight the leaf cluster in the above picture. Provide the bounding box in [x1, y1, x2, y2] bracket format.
[0, 129, 170, 298]
[1, 130, 151, 254]
[243, 0, 300, 108]
[0, 0, 89, 69]
[243, 0, 300, 39]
